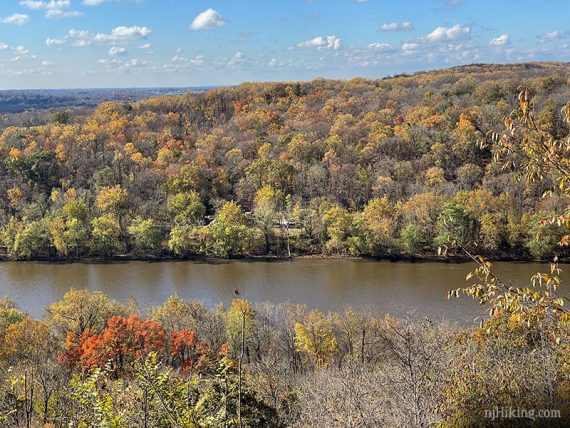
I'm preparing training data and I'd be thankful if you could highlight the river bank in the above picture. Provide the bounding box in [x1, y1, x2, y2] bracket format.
[0, 251, 560, 265]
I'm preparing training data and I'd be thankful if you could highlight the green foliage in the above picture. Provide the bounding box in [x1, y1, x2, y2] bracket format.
[91, 213, 123, 256]
[198, 201, 254, 258]
[11, 219, 51, 259]
[526, 214, 564, 259]
[167, 191, 206, 226]
[128, 217, 162, 255]
[435, 202, 477, 249]
[400, 223, 424, 255]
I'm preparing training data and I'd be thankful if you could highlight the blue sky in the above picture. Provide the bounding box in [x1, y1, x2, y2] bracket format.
[0, 0, 568, 89]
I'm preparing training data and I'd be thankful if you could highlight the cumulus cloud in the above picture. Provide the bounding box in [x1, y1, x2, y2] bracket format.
[10, 45, 37, 62]
[297, 36, 342, 50]
[48, 26, 152, 46]
[122, 58, 146, 68]
[538, 30, 562, 43]
[401, 42, 420, 53]
[20, 1, 82, 19]
[368, 43, 391, 50]
[1, 13, 31, 26]
[46, 37, 66, 46]
[82, 0, 106, 5]
[111, 26, 151, 40]
[20, 0, 70, 9]
[425, 24, 470, 42]
[109, 46, 127, 56]
[380, 22, 414, 32]
[190, 9, 226, 30]
[46, 10, 83, 18]
[489, 34, 510, 47]
[163, 54, 206, 71]
[97, 57, 147, 72]
[228, 51, 244, 67]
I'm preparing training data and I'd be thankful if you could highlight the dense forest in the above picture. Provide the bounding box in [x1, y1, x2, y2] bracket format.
[2, 62, 570, 261]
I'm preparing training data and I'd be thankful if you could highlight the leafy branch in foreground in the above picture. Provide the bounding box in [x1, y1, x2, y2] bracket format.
[446, 88, 570, 329]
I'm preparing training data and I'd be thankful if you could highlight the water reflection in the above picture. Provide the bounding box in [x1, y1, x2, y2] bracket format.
[0, 259, 567, 325]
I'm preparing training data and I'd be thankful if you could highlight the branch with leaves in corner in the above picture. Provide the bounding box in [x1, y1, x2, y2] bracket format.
[444, 88, 570, 331]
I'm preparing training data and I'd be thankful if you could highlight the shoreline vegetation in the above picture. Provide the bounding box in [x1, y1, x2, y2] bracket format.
[0, 251, 564, 264]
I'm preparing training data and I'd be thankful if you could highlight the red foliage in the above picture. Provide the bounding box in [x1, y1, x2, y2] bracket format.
[60, 314, 166, 372]
[219, 343, 229, 358]
[171, 328, 207, 373]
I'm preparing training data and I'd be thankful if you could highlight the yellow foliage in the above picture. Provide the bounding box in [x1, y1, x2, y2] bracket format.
[7, 187, 24, 208]
[96, 185, 128, 214]
[294, 309, 338, 368]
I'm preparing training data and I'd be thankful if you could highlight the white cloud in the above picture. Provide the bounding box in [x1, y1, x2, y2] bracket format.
[170, 55, 205, 67]
[297, 36, 342, 50]
[111, 26, 151, 40]
[0, 42, 9, 50]
[20, 1, 81, 19]
[123, 58, 146, 68]
[402, 42, 420, 52]
[20, 0, 70, 10]
[82, 0, 105, 5]
[228, 51, 244, 67]
[109, 46, 127, 56]
[380, 22, 414, 32]
[46, 10, 83, 18]
[50, 26, 152, 46]
[190, 9, 226, 31]
[14, 46, 31, 55]
[97, 57, 147, 71]
[368, 43, 391, 50]
[138, 43, 151, 49]
[46, 37, 66, 46]
[538, 30, 561, 43]
[9, 45, 36, 62]
[489, 34, 510, 47]
[425, 24, 470, 42]
[1, 13, 31, 26]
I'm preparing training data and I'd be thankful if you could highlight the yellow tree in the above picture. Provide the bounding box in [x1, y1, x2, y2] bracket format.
[294, 309, 338, 368]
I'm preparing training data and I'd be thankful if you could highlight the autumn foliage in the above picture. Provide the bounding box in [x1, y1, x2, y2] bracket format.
[62, 314, 166, 371]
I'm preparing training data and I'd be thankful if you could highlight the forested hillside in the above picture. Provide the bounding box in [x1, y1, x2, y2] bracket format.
[2, 62, 570, 260]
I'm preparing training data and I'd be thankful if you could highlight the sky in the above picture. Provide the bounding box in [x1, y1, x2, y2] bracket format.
[0, 0, 568, 89]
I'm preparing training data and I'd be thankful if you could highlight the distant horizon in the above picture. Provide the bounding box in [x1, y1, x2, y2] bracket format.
[1, 60, 568, 92]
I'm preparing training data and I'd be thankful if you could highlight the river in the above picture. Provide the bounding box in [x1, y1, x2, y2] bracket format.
[0, 259, 567, 324]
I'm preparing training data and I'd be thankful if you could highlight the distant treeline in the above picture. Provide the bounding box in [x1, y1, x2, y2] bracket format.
[0, 87, 212, 114]
[1, 62, 570, 260]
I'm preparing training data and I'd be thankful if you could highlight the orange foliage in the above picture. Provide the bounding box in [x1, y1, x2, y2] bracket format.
[171, 328, 207, 372]
[61, 314, 166, 372]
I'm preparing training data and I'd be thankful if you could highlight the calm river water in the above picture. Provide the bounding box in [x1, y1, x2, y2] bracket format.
[0, 259, 568, 324]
